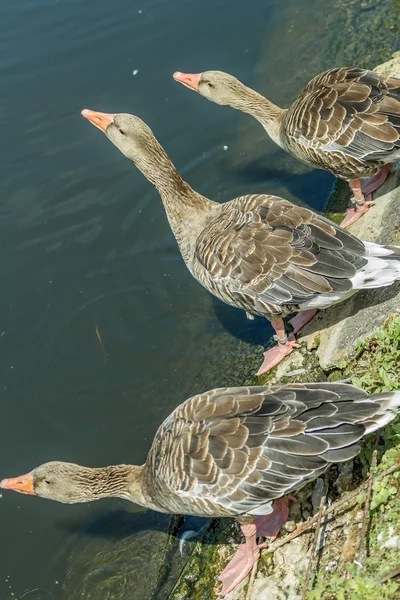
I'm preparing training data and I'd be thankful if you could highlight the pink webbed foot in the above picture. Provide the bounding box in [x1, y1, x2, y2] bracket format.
[256, 334, 300, 376]
[218, 541, 260, 596]
[289, 309, 317, 335]
[340, 198, 374, 228]
[254, 496, 297, 541]
[218, 498, 297, 596]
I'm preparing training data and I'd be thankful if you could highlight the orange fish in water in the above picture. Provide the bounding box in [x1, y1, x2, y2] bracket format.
[95, 321, 107, 364]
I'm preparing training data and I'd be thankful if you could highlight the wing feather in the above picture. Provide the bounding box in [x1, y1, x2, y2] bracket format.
[284, 67, 400, 177]
[144, 382, 395, 517]
[193, 194, 369, 317]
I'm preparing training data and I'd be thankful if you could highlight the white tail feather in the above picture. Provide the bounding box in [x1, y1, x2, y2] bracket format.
[363, 391, 400, 435]
[364, 412, 396, 435]
[363, 241, 400, 257]
[384, 391, 400, 410]
[300, 244, 400, 310]
[351, 253, 400, 290]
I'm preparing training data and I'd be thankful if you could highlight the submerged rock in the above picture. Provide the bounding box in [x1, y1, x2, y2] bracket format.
[375, 50, 400, 76]
[59, 510, 189, 600]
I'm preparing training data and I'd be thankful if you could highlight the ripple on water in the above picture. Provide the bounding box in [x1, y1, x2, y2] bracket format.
[13, 589, 57, 600]
[61, 529, 181, 600]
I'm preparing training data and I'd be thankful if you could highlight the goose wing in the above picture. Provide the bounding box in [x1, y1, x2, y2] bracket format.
[193, 194, 366, 314]
[145, 383, 391, 516]
[285, 67, 400, 172]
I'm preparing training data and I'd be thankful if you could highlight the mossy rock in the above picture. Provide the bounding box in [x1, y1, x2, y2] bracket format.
[167, 518, 241, 600]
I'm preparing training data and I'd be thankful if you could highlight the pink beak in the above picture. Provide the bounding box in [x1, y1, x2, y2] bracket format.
[1, 472, 35, 495]
[173, 71, 201, 91]
[81, 109, 116, 133]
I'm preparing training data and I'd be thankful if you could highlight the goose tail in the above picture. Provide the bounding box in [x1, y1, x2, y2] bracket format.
[351, 242, 400, 289]
[363, 391, 400, 434]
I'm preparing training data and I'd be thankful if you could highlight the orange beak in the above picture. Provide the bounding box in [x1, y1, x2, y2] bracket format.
[173, 71, 201, 91]
[81, 109, 116, 133]
[0, 472, 35, 495]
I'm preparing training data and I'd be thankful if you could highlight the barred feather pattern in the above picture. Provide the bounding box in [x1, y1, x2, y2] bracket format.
[188, 193, 381, 319]
[282, 67, 400, 179]
[143, 383, 400, 517]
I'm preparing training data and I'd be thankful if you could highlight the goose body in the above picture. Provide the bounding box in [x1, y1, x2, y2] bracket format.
[282, 68, 400, 180]
[174, 67, 400, 226]
[2, 383, 400, 596]
[80, 109, 400, 375]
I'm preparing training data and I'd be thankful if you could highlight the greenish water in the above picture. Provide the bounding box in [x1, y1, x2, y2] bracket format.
[0, 0, 399, 599]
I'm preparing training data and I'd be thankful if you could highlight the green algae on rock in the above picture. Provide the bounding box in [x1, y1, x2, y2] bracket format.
[306, 442, 400, 599]
[167, 519, 243, 600]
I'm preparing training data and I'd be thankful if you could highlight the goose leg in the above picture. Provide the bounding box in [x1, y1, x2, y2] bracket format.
[361, 164, 392, 196]
[254, 496, 297, 540]
[218, 497, 296, 596]
[256, 319, 300, 376]
[341, 165, 392, 228]
[289, 309, 318, 335]
[341, 179, 374, 228]
[218, 523, 260, 596]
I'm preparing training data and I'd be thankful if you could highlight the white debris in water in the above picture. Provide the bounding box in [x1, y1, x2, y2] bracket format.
[0, 493, 2, 499]
[132, 70, 139, 76]
[179, 530, 197, 554]
[223, 145, 228, 150]
[138, 9, 142, 13]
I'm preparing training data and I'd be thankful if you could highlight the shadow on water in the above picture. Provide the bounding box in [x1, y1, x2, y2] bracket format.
[60, 506, 214, 546]
[58, 507, 164, 540]
[211, 262, 400, 355]
[211, 296, 271, 348]
[233, 163, 335, 208]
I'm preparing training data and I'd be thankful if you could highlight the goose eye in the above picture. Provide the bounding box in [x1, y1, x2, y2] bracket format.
[207, 82, 214, 88]
[44, 479, 51, 485]
[118, 129, 125, 135]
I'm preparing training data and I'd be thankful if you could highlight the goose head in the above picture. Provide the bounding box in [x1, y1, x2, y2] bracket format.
[173, 70, 249, 106]
[1, 461, 137, 504]
[81, 109, 158, 163]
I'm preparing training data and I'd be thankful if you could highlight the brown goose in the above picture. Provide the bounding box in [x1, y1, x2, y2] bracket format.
[173, 68, 400, 227]
[2, 383, 400, 596]
[80, 109, 400, 375]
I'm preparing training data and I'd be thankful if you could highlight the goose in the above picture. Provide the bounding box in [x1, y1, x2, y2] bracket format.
[173, 68, 400, 227]
[80, 109, 400, 375]
[2, 382, 399, 596]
